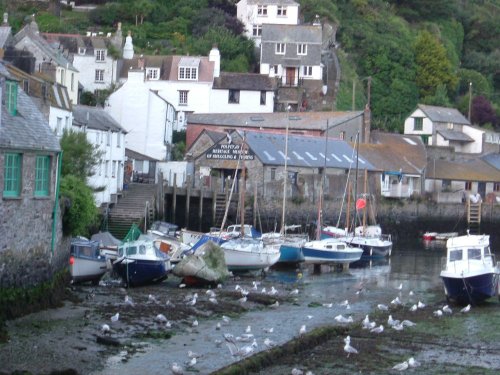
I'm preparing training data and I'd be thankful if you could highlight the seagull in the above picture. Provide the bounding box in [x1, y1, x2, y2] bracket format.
[171, 362, 184, 375]
[166, 300, 175, 307]
[417, 300, 426, 309]
[291, 369, 304, 375]
[124, 295, 134, 306]
[461, 304, 471, 313]
[263, 327, 274, 333]
[401, 319, 416, 327]
[188, 350, 202, 359]
[245, 325, 252, 333]
[222, 315, 231, 324]
[270, 301, 280, 308]
[290, 289, 299, 295]
[307, 315, 313, 320]
[391, 296, 402, 306]
[209, 297, 218, 304]
[192, 319, 198, 327]
[206, 290, 216, 298]
[238, 296, 247, 304]
[397, 283, 403, 290]
[409, 304, 417, 312]
[101, 324, 110, 334]
[225, 340, 255, 357]
[251, 281, 259, 290]
[264, 337, 276, 348]
[178, 283, 186, 288]
[185, 357, 196, 368]
[268, 286, 278, 295]
[370, 324, 384, 334]
[392, 323, 404, 331]
[148, 294, 159, 304]
[186, 293, 198, 306]
[387, 315, 400, 327]
[110, 312, 119, 322]
[409, 290, 415, 296]
[408, 357, 421, 367]
[299, 325, 307, 336]
[343, 336, 358, 357]
[261, 287, 267, 294]
[155, 313, 168, 323]
[433, 309, 443, 317]
[362, 315, 375, 330]
[215, 322, 221, 330]
[377, 304, 389, 311]
[392, 360, 409, 371]
[443, 305, 453, 314]
[335, 314, 353, 324]
[322, 303, 333, 308]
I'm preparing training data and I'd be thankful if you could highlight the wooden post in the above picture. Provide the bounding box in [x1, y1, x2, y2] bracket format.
[199, 187, 204, 231]
[212, 190, 217, 227]
[253, 183, 257, 228]
[186, 175, 191, 228]
[172, 173, 177, 224]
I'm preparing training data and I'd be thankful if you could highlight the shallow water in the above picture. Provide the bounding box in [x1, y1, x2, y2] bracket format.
[91, 238, 460, 374]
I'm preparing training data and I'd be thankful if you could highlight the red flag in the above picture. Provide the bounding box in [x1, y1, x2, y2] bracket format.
[355, 198, 366, 210]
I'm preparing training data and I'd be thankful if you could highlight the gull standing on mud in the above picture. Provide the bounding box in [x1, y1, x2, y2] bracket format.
[377, 303, 389, 311]
[370, 324, 384, 334]
[442, 305, 453, 314]
[408, 357, 421, 367]
[171, 362, 184, 374]
[110, 312, 119, 322]
[461, 304, 471, 313]
[392, 360, 408, 371]
[299, 325, 307, 336]
[343, 336, 358, 357]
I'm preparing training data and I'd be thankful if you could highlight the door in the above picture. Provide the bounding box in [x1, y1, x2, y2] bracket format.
[478, 182, 486, 198]
[286, 68, 295, 86]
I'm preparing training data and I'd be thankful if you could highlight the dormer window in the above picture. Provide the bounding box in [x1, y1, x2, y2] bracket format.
[78, 47, 86, 55]
[178, 57, 200, 81]
[5, 80, 18, 116]
[95, 49, 106, 62]
[257, 5, 267, 16]
[146, 68, 160, 80]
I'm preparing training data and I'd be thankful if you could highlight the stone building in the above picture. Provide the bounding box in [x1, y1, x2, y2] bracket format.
[0, 61, 66, 288]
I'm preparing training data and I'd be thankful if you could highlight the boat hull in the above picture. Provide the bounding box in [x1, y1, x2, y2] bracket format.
[113, 259, 168, 286]
[221, 240, 281, 272]
[345, 237, 392, 259]
[441, 273, 499, 304]
[302, 239, 363, 265]
[278, 243, 305, 264]
[70, 257, 107, 284]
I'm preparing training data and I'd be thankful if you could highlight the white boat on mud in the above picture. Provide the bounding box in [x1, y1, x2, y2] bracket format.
[69, 238, 108, 285]
[220, 238, 281, 272]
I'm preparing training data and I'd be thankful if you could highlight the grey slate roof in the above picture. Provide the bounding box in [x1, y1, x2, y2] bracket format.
[125, 148, 158, 161]
[213, 72, 276, 91]
[188, 111, 363, 131]
[246, 0, 298, 5]
[0, 25, 12, 48]
[73, 105, 126, 133]
[43, 33, 112, 58]
[436, 129, 474, 143]
[245, 131, 375, 170]
[418, 104, 470, 125]
[482, 153, 500, 170]
[0, 62, 60, 152]
[262, 24, 322, 44]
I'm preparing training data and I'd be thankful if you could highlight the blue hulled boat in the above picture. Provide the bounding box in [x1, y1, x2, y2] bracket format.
[302, 238, 363, 265]
[113, 238, 171, 287]
[440, 233, 500, 305]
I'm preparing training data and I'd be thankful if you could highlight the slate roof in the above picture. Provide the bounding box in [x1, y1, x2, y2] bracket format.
[261, 24, 322, 44]
[482, 153, 500, 170]
[125, 148, 158, 161]
[13, 20, 78, 72]
[73, 105, 125, 133]
[436, 129, 474, 143]
[246, 0, 298, 5]
[417, 104, 470, 125]
[0, 24, 11, 48]
[425, 158, 500, 182]
[119, 55, 214, 82]
[0, 62, 60, 152]
[244, 131, 375, 170]
[188, 111, 363, 131]
[358, 132, 427, 174]
[42, 33, 112, 58]
[213, 72, 276, 91]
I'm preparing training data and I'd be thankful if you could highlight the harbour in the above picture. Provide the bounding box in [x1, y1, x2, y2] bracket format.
[1, 229, 499, 374]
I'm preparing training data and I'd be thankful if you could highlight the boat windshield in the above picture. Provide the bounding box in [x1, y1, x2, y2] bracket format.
[467, 248, 482, 260]
[449, 249, 463, 261]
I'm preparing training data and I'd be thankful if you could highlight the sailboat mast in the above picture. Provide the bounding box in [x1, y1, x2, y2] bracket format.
[316, 126, 329, 240]
[240, 132, 247, 237]
[363, 168, 368, 230]
[352, 132, 360, 234]
[280, 110, 290, 237]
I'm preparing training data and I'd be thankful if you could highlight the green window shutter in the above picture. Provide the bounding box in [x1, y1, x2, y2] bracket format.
[3, 153, 22, 197]
[6, 80, 18, 116]
[35, 156, 50, 197]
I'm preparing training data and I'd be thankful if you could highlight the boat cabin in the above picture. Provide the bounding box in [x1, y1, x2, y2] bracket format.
[444, 235, 494, 272]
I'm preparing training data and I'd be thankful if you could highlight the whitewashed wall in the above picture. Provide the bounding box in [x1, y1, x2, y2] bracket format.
[72, 53, 117, 92]
[209, 89, 274, 113]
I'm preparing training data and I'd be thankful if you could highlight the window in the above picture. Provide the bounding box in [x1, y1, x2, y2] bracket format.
[257, 5, 267, 15]
[95, 69, 104, 82]
[260, 90, 266, 105]
[252, 25, 262, 37]
[105, 161, 109, 177]
[228, 89, 240, 104]
[178, 67, 198, 80]
[271, 168, 276, 180]
[3, 153, 22, 197]
[65, 116, 70, 129]
[468, 248, 481, 260]
[78, 47, 86, 55]
[273, 65, 279, 75]
[442, 180, 451, 190]
[56, 117, 62, 135]
[117, 133, 121, 148]
[106, 130, 111, 146]
[276, 43, 285, 54]
[465, 181, 472, 190]
[96, 49, 105, 61]
[60, 69, 65, 84]
[413, 117, 423, 131]
[112, 161, 117, 178]
[35, 156, 50, 197]
[23, 79, 29, 93]
[494, 182, 500, 192]
[146, 68, 160, 80]
[5, 80, 17, 116]
[449, 249, 462, 262]
[303, 66, 313, 76]
[179, 90, 188, 106]
[277, 6, 287, 16]
[297, 44, 307, 55]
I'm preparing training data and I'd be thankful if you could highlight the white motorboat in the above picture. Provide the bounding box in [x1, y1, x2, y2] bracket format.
[69, 238, 108, 285]
[302, 237, 363, 265]
[220, 238, 281, 272]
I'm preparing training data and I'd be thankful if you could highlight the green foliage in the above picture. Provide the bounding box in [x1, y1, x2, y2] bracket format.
[80, 91, 97, 106]
[422, 84, 452, 107]
[171, 141, 186, 161]
[60, 175, 99, 237]
[60, 129, 102, 180]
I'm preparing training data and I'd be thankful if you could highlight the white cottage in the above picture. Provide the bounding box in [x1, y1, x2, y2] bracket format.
[73, 105, 127, 207]
[237, 0, 299, 47]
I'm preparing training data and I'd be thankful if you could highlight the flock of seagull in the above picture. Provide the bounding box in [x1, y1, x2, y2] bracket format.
[97, 279, 473, 374]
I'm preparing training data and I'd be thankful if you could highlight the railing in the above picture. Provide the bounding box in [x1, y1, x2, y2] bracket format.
[277, 77, 304, 88]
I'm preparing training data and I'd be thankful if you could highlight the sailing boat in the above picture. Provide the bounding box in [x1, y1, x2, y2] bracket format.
[219, 133, 281, 272]
[261, 113, 306, 264]
[301, 133, 363, 265]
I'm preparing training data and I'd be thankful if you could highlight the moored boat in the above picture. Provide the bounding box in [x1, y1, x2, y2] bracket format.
[423, 232, 437, 241]
[69, 238, 108, 284]
[220, 238, 281, 272]
[113, 237, 171, 287]
[341, 233, 393, 259]
[302, 238, 363, 265]
[440, 233, 500, 304]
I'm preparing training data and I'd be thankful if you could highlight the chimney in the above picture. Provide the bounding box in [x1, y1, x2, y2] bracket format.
[138, 54, 145, 69]
[209, 44, 220, 78]
[2, 13, 8, 26]
[122, 30, 134, 59]
[362, 104, 371, 143]
[313, 14, 321, 26]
